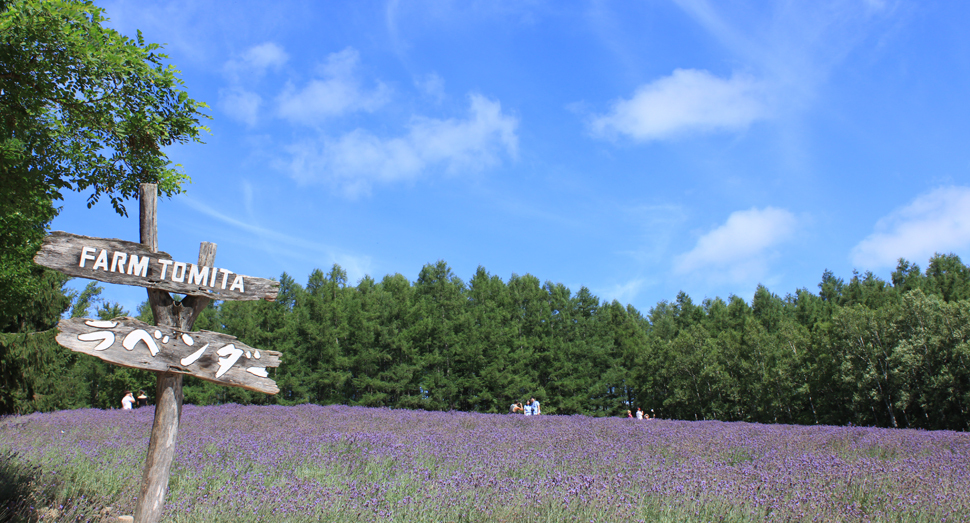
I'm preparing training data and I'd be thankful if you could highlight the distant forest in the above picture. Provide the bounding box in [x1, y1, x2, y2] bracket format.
[2, 254, 969, 431]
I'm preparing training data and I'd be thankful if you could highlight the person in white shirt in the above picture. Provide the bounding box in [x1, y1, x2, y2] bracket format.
[121, 391, 135, 410]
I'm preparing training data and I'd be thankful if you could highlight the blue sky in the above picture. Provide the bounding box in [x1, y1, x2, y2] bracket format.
[52, 0, 970, 316]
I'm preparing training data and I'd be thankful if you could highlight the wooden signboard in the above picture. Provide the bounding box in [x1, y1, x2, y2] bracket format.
[35, 184, 285, 523]
[34, 231, 279, 302]
[57, 317, 281, 394]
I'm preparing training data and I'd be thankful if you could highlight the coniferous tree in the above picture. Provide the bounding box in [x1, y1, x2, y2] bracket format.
[924, 253, 970, 302]
[466, 267, 518, 413]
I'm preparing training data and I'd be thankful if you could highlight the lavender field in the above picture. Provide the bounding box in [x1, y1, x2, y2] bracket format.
[2, 405, 969, 522]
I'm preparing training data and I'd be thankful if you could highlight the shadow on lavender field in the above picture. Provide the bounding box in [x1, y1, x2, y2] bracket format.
[2, 404, 969, 522]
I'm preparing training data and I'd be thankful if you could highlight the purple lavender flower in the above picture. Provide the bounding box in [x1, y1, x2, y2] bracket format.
[1, 405, 968, 521]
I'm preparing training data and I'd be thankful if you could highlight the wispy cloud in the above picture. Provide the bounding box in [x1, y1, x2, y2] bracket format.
[597, 277, 649, 305]
[223, 42, 289, 82]
[589, 0, 898, 144]
[862, 0, 889, 12]
[279, 94, 518, 196]
[415, 72, 446, 103]
[218, 87, 262, 127]
[276, 47, 390, 125]
[385, 0, 544, 57]
[675, 207, 797, 283]
[851, 186, 970, 269]
[179, 192, 374, 282]
[218, 42, 289, 127]
[673, 0, 895, 101]
[590, 69, 768, 141]
[100, 0, 222, 64]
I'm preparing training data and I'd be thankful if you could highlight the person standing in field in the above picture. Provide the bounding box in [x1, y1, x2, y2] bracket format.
[524, 399, 533, 416]
[137, 390, 148, 407]
[510, 401, 522, 414]
[636, 407, 643, 419]
[531, 397, 540, 415]
[122, 391, 135, 410]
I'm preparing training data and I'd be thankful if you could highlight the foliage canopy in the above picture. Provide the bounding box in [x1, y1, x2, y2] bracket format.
[0, 0, 208, 328]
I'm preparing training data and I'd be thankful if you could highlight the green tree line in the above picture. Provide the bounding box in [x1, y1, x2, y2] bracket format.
[3, 254, 969, 431]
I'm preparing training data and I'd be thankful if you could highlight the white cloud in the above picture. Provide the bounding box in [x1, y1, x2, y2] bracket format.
[675, 207, 797, 281]
[598, 278, 648, 305]
[590, 69, 768, 141]
[280, 94, 518, 196]
[415, 72, 446, 103]
[851, 186, 970, 268]
[218, 87, 262, 127]
[276, 47, 390, 125]
[223, 42, 289, 82]
[218, 42, 288, 126]
[243, 42, 289, 72]
[668, 1, 899, 116]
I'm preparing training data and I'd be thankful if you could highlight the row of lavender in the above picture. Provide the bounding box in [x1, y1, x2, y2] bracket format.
[2, 404, 969, 522]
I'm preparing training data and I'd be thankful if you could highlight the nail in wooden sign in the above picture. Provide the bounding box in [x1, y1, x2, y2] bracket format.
[34, 231, 279, 302]
[56, 317, 281, 394]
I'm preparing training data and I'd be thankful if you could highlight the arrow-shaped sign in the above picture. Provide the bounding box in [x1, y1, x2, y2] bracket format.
[56, 317, 281, 394]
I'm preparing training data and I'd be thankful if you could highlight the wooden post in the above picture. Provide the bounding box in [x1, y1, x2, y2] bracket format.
[133, 184, 216, 523]
[33, 184, 281, 522]
[32, 183, 280, 521]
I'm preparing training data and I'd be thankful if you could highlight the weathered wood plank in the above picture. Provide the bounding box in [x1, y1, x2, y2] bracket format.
[56, 317, 281, 394]
[33, 231, 279, 302]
